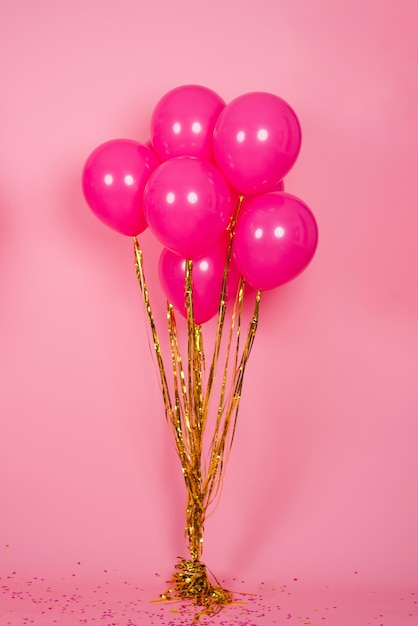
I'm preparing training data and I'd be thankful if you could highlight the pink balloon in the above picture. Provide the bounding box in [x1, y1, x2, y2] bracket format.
[242, 178, 284, 206]
[271, 179, 285, 192]
[82, 139, 159, 236]
[232, 192, 318, 290]
[143, 157, 235, 259]
[151, 85, 225, 161]
[159, 236, 240, 324]
[213, 92, 301, 195]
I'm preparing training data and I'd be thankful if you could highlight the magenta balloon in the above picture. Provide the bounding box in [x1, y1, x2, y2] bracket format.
[159, 236, 240, 324]
[143, 157, 235, 259]
[232, 192, 318, 290]
[213, 92, 301, 195]
[242, 178, 284, 207]
[151, 85, 225, 161]
[82, 139, 159, 236]
[271, 179, 285, 192]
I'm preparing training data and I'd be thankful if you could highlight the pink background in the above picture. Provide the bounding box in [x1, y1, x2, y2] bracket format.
[1, 0, 417, 623]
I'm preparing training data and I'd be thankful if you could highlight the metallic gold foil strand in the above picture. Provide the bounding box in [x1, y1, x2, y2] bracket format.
[199, 239, 240, 513]
[181, 260, 206, 561]
[204, 278, 245, 509]
[225, 288, 262, 455]
[215, 289, 261, 477]
[205, 285, 261, 512]
[217, 277, 245, 427]
[200, 203, 243, 510]
[233, 278, 246, 382]
[202, 196, 241, 421]
[203, 233, 233, 415]
[166, 304, 204, 558]
[185, 262, 205, 441]
[134, 239, 190, 479]
[133, 238, 173, 417]
[167, 304, 192, 448]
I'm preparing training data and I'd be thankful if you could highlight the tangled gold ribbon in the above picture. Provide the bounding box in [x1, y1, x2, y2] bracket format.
[160, 558, 232, 621]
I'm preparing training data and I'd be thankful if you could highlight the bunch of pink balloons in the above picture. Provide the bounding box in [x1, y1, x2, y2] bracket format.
[82, 85, 318, 323]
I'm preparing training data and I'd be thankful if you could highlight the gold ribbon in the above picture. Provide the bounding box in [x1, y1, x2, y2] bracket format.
[133, 209, 261, 619]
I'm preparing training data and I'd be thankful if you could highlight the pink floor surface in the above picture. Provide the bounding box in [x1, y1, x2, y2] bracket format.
[1, 568, 416, 626]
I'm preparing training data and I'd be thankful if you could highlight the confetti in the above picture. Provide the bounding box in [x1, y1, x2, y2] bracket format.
[0, 569, 416, 625]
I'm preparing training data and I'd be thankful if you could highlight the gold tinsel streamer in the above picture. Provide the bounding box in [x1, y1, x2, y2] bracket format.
[134, 216, 261, 620]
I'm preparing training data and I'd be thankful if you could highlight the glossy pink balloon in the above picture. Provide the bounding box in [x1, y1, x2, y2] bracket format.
[232, 192, 318, 290]
[213, 92, 301, 195]
[242, 178, 284, 206]
[143, 157, 235, 259]
[151, 85, 225, 161]
[159, 236, 240, 324]
[271, 179, 285, 192]
[82, 139, 159, 236]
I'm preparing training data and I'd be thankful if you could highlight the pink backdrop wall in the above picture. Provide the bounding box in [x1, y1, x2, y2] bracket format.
[1, 0, 417, 597]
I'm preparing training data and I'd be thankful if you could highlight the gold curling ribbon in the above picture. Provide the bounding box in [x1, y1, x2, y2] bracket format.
[133, 208, 261, 620]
